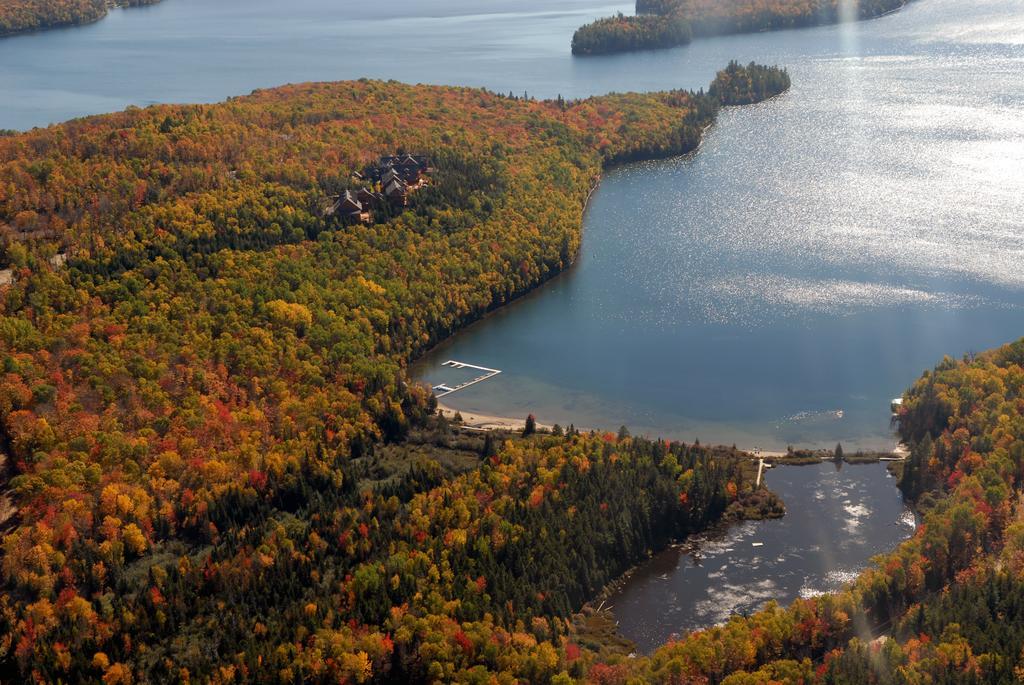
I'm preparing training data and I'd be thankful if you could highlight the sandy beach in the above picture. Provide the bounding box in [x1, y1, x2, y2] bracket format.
[437, 402, 557, 432]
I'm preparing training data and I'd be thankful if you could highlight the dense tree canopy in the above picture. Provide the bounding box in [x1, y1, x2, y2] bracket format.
[0, 42, 1018, 684]
[709, 61, 791, 106]
[574, 0, 910, 55]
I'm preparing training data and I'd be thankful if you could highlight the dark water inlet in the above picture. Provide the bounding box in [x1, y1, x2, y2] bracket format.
[605, 461, 915, 653]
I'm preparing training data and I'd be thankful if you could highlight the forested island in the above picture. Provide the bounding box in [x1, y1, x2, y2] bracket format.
[0, 65, 798, 681]
[572, 0, 910, 55]
[0, 0, 160, 37]
[708, 60, 791, 105]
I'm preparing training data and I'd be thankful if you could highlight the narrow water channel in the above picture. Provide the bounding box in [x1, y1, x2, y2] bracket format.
[605, 461, 914, 652]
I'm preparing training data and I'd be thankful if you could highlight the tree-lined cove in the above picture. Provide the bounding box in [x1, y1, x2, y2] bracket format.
[1, 0, 1024, 683]
[606, 460, 915, 653]
[415, 0, 1024, 452]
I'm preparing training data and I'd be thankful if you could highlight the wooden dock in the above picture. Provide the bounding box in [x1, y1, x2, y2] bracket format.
[432, 360, 502, 397]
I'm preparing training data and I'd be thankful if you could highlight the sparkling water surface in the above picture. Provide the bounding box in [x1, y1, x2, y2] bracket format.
[3, 0, 1023, 449]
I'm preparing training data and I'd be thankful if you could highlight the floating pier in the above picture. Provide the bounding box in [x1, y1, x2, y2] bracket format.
[432, 360, 502, 397]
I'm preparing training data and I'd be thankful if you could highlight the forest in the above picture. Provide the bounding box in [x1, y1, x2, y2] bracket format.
[0, 66, 797, 682]
[573, 0, 909, 56]
[0, 0, 159, 37]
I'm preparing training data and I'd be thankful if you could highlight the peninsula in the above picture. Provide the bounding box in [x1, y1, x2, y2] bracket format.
[573, 0, 910, 55]
[0, 0, 160, 37]
[0, 65, 790, 682]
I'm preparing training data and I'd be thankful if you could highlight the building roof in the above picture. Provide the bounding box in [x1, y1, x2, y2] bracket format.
[358, 154, 429, 186]
[381, 168, 405, 184]
[337, 190, 362, 212]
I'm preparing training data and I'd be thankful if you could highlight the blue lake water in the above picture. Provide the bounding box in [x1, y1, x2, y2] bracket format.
[411, 1, 1024, 450]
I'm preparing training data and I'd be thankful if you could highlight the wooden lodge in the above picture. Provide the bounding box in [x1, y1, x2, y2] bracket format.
[330, 152, 431, 221]
[365, 153, 431, 185]
[337, 190, 361, 215]
[384, 178, 408, 206]
[327, 189, 371, 224]
[356, 187, 383, 208]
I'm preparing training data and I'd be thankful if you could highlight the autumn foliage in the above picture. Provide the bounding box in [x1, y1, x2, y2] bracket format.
[0, 41, 1018, 682]
[0, 74, 788, 682]
[571, 13, 692, 55]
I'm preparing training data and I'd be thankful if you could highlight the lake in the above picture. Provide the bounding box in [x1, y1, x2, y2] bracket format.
[410, 0, 1024, 450]
[4, 0, 1022, 450]
[605, 461, 916, 653]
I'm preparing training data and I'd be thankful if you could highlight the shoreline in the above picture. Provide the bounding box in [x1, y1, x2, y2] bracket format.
[407, 86, 754, 373]
[0, 0, 162, 40]
[438, 400, 908, 458]
[406, 176, 600, 372]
